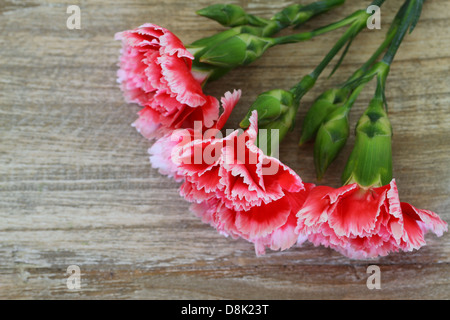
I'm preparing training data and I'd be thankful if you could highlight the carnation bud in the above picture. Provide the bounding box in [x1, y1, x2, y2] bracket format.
[199, 33, 274, 69]
[272, 4, 308, 27]
[299, 87, 350, 145]
[342, 97, 393, 187]
[272, 0, 345, 28]
[188, 26, 265, 84]
[240, 89, 296, 156]
[187, 28, 241, 59]
[240, 89, 295, 127]
[196, 4, 250, 27]
[313, 105, 350, 180]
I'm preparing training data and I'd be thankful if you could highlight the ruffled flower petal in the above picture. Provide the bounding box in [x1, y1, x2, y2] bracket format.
[116, 24, 236, 140]
[177, 111, 309, 254]
[158, 54, 206, 108]
[214, 89, 242, 130]
[296, 178, 448, 259]
[327, 186, 385, 237]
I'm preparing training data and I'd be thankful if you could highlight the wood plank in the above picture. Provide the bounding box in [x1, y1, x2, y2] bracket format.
[0, 0, 449, 299]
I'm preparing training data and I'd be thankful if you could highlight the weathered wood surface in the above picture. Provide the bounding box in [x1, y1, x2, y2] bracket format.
[0, 0, 449, 299]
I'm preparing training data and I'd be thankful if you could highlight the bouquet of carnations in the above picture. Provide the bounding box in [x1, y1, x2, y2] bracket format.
[115, 0, 446, 259]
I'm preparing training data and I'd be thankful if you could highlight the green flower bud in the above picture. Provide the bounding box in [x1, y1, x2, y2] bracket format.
[187, 28, 241, 59]
[196, 4, 249, 27]
[199, 33, 274, 68]
[240, 89, 296, 157]
[272, 4, 307, 27]
[299, 87, 350, 145]
[272, 0, 346, 28]
[188, 26, 263, 84]
[342, 97, 393, 187]
[240, 89, 295, 128]
[314, 105, 350, 180]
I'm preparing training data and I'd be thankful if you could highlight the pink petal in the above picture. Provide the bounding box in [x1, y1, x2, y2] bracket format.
[296, 185, 334, 230]
[180, 180, 215, 203]
[148, 134, 184, 182]
[115, 28, 161, 48]
[327, 183, 358, 204]
[191, 165, 223, 194]
[269, 209, 302, 252]
[214, 89, 242, 130]
[157, 26, 194, 59]
[401, 202, 448, 238]
[286, 183, 316, 213]
[385, 179, 402, 219]
[220, 142, 269, 211]
[177, 138, 223, 177]
[380, 179, 404, 242]
[135, 23, 165, 38]
[189, 199, 217, 226]
[132, 106, 163, 139]
[260, 156, 304, 193]
[181, 95, 220, 129]
[399, 205, 427, 251]
[143, 50, 164, 92]
[150, 91, 184, 116]
[245, 110, 259, 142]
[158, 54, 206, 108]
[235, 196, 291, 238]
[117, 47, 157, 105]
[327, 186, 385, 237]
[215, 204, 242, 238]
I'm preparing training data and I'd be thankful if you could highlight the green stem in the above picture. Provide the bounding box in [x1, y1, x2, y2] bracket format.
[257, 0, 389, 117]
[192, 0, 347, 84]
[382, 0, 422, 66]
[300, 0, 346, 16]
[307, 0, 388, 83]
[288, 10, 369, 103]
[343, 11, 404, 89]
[342, 0, 416, 92]
[273, 9, 363, 45]
[346, 83, 366, 107]
[341, 0, 426, 186]
[360, 15, 402, 72]
[310, 21, 363, 79]
[375, 0, 425, 108]
[263, 0, 347, 36]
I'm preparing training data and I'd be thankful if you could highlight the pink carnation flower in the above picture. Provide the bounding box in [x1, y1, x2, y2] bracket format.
[115, 23, 221, 139]
[174, 111, 314, 254]
[148, 90, 241, 182]
[296, 179, 447, 259]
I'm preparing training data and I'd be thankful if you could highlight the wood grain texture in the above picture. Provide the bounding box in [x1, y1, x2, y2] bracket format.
[0, 0, 449, 299]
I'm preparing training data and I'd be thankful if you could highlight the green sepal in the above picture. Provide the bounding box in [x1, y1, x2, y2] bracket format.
[240, 89, 296, 157]
[188, 26, 266, 84]
[295, 0, 346, 28]
[313, 105, 350, 180]
[271, 4, 307, 28]
[240, 89, 295, 128]
[341, 97, 393, 187]
[196, 4, 250, 27]
[199, 33, 274, 68]
[299, 87, 350, 145]
[187, 28, 242, 59]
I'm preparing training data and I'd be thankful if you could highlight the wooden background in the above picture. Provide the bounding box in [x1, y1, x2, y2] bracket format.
[0, 0, 449, 299]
